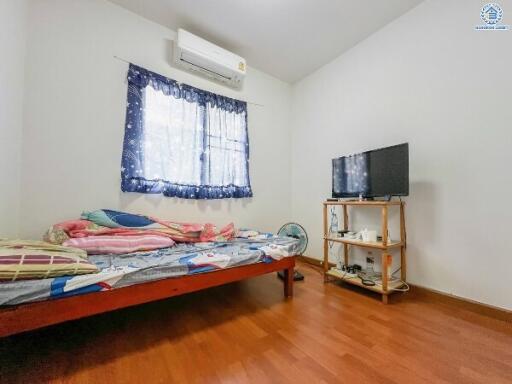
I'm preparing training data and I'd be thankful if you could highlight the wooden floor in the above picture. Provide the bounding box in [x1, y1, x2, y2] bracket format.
[1, 261, 511, 384]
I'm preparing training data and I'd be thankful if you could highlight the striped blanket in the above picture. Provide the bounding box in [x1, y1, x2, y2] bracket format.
[63, 235, 175, 255]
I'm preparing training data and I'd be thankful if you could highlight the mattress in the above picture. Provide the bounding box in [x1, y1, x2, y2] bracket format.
[0, 234, 300, 306]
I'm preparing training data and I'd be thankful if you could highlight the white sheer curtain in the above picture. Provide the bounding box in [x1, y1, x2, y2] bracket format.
[143, 86, 204, 185]
[203, 104, 248, 187]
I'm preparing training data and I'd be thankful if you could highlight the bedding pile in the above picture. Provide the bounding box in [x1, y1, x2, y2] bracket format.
[45, 209, 236, 251]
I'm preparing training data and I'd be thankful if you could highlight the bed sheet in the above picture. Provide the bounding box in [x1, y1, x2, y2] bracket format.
[0, 234, 300, 306]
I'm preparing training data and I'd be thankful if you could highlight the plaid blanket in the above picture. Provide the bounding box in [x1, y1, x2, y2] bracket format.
[0, 240, 97, 282]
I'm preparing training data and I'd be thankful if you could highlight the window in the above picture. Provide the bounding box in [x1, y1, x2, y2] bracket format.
[121, 64, 252, 199]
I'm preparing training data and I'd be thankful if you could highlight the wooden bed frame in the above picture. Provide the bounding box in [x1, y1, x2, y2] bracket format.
[0, 257, 295, 338]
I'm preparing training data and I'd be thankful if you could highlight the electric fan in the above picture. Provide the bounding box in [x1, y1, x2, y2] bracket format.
[277, 223, 308, 281]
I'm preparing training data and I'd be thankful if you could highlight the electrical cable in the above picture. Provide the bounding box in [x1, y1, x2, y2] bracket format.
[357, 273, 376, 286]
[390, 282, 410, 292]
[376, 281, 410, 292]
[390, 266, 401, 278]
[373, 276, 410, 292]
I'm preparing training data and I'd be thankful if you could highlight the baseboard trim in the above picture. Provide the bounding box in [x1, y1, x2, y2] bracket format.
[298, 255, 511, 323]
[297, 255, 326, 267]
[408, 284, 511, 323]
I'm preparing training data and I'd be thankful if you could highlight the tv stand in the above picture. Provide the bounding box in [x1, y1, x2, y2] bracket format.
[322, 200, 407, 304]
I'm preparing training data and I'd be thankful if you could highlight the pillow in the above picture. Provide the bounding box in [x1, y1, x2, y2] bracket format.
[0, 240, 98, 282]
[63, 235, 175, 254]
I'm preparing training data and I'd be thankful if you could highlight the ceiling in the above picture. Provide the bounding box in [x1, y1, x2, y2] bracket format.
[109, 0, 423, 83]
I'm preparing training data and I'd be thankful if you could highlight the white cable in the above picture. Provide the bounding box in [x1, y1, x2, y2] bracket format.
[374, 280, 410, 292]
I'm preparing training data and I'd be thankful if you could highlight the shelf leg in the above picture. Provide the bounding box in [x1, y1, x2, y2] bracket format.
[381, 206, 388, 247]
[400, 246, 406, 282]
[381, 252, 389, 294]
[400, 202, 407, 282]
[381, 206, 389, 305]
[343, 205, 349, 267]
[323, 204, 329, 282]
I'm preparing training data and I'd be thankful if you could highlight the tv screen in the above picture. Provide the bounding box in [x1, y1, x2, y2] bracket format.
[332, 143, 409, 198]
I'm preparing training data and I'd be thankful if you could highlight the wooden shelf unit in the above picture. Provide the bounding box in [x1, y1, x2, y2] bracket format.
[323, 199, 407, 304]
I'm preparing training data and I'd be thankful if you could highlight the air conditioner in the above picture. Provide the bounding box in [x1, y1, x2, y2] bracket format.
[173, 29, 246, 89]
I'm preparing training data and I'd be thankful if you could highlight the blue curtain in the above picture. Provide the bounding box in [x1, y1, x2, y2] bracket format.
[121, 64, 252, 199]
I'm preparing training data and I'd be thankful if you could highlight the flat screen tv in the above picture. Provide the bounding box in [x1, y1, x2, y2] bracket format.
[332, 143, 409, 198]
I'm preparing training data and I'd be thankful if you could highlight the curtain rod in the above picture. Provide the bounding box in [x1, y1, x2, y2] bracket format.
[113, 55, 264, 107]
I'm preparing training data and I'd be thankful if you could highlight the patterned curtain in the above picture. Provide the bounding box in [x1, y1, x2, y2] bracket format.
[121, 64, 252, 199]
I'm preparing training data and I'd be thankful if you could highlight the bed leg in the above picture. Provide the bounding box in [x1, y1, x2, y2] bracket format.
[283, 266, 294, 298]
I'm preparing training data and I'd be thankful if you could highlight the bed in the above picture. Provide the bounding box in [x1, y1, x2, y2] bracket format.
[0, 234, 299, 338]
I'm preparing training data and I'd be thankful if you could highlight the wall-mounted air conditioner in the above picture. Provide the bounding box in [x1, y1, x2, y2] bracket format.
[173, 29, 246, 89]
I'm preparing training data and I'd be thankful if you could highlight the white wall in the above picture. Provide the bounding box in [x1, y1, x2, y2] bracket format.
[20, 0, 292, 238]
[12, 0, 512, 310]
[0, 0, 27, 238]
[290, 0, 512, 309]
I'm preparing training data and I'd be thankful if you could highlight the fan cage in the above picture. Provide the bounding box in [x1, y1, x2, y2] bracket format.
[277, 223, 308, 255]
